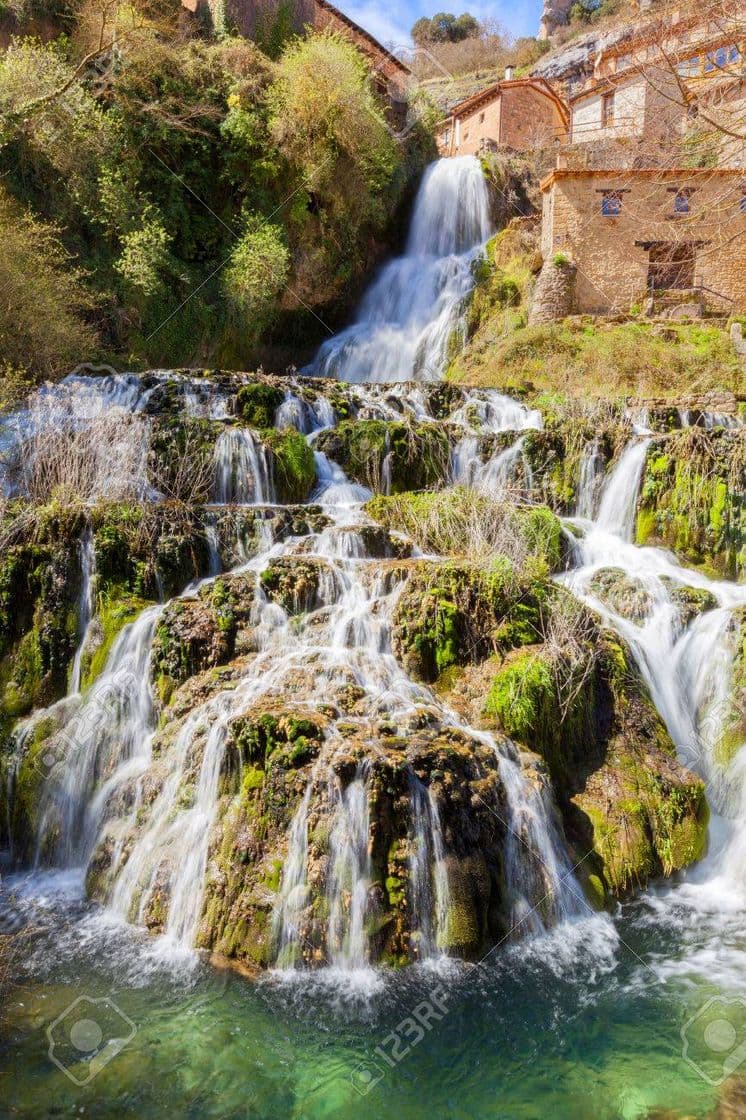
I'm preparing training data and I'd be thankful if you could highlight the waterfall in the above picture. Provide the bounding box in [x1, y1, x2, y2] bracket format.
[498, 743, 585, 934]
[595, 438, 651, 540]
[308, 156, 493, 383]
[409, 779, 449, 960]
[575, 438, 603, 519]
[563, 435, 746, 902]
[272, 783, 313, 968]
[69, 525, 96, 695]
[212, 428, 273, 505]
[35, 606, 161, 868]
[326, 764, 372, 970]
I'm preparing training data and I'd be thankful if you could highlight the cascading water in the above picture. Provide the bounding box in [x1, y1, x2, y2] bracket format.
[35, 606, 161, 868]
[326, 763, 372, 971]
[409, 778, 449, 959]
[213, 427, 274, 505]
[308, 156, 493, 383]
[69, 526, 96, 695]
[562, 436, 746, 918]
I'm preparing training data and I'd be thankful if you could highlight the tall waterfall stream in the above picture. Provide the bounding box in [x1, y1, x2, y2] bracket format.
[1, 156, 745, 1119]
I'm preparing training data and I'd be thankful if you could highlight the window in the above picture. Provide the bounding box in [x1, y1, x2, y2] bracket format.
[602, 91, 615, 128]
[601, 190, 624, 216]
[674, 190, 692, 214]
[479, 112, 485, 124]
[668, 186, 696, 215]
[677, 55, 700, 78]
[442, 130, 451, 148]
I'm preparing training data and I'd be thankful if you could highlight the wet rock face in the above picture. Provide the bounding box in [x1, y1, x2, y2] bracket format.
[315, 420, 451, 494]
[636, 428, 746, 580]
[195, 715, 511, 968]
[589, 568, 653, 624]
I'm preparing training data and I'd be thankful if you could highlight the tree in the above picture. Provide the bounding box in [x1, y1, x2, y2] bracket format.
[0, 187, 97, 380]
[411, 11, 481, 45]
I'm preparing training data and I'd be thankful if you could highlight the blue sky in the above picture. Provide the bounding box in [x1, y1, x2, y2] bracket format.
[335, 1, 544, 49]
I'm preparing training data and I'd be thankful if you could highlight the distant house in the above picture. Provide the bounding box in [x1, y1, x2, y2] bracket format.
[566, 19, 745, 168]
[181, 0, 410, 89]
[437, 75, 569, 157]
[540, 166, 746, 313]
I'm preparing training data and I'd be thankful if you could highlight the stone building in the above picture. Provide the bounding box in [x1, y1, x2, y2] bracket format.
[565, 18, 745, 168]
[181, 0, 410, 88]
[437, 76, 569, 157]
[540, 166, 746, 313]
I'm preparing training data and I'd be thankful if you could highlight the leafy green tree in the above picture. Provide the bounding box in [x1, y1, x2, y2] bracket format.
[0, 187, 97, 379]
[411, 11, 480, 44]
[224, 220, 290, 331]
[267, 31, 402, 299]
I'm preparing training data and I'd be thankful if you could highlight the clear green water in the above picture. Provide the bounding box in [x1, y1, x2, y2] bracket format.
[3, 870, 746, 1119]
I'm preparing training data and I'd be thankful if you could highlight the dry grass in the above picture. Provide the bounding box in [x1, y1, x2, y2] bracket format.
[10, 407, 150, 505]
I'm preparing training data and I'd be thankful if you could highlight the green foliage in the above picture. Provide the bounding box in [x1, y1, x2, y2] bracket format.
[223, 220, 290, 334]
[484, 652, 554, 742]
[411, 12, 480, 44]
[0, 26, 418, 374]
[236, 382, 284, 427]
[0, 186, 97, 379]
[114, 210, 174, 298]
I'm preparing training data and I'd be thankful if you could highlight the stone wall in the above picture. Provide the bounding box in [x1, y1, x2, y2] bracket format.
[529, 257, 577, 323]
[438, 82, 568, 157]
[541, 168, 746, 313]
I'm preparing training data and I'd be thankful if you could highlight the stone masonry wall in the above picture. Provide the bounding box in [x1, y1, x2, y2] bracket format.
[529, 258, 577, 323]
[542, 170, 746, 313]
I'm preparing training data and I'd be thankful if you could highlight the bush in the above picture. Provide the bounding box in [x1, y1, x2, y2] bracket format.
[0, 187, 97, 379]
[223, 221, 290, 334]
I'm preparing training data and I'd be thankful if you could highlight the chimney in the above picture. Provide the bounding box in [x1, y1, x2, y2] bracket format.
[505, 65, 514, 80]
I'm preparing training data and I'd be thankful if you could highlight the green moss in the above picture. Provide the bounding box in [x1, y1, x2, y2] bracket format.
[635, 430, 744, 578]
[262, 427, 316, 504]
[484, 652, 554, 743]
[81, 595, 151, 690]
[317, 421, 450, 494]
[236, 383, 284, 428]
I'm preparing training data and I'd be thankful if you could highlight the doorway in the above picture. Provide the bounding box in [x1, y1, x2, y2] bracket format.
[646, 242, 696, 290]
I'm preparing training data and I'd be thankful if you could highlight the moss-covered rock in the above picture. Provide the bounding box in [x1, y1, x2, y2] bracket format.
[662, 580, 718, 629]
[481, 625, 709, 901]
[392, 559, 545, 683]
[713, 607, 746, 769]
[262, 428, 316, 504]
[316, 420, 451, 494]
[151, 574, 257, 702]
[636, 429, 745, 579]
[0, 503, 86, 723]
[521, 404, 628, 515]
[91, 502, 212, 600]
[589, 568, 653, 623]
[259, 557, 332, 615]
[236, 383, 284, 428]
